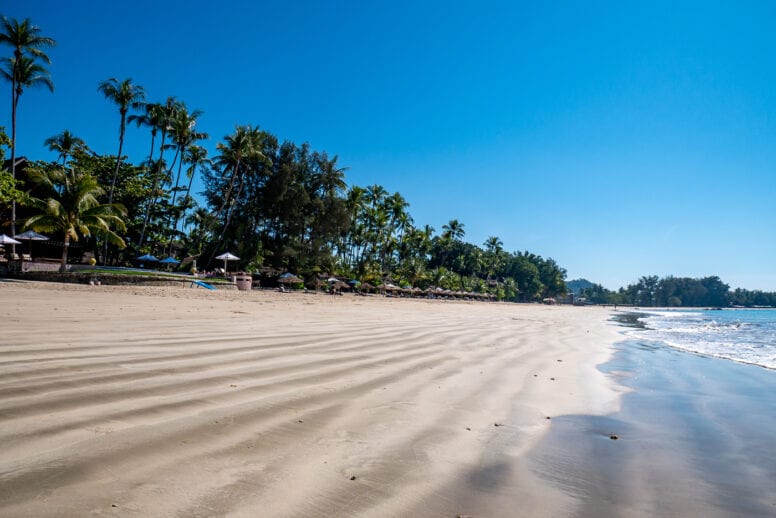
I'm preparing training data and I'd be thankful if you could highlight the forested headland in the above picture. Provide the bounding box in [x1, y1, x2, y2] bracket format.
[570, 276, 776, 308]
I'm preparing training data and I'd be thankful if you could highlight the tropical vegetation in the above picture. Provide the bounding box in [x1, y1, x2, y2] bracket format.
[0, 14, 572, 301]
[570, 276, 776, 308]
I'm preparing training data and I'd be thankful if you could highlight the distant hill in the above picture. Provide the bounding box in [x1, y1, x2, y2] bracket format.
[566, 278, 595, 295]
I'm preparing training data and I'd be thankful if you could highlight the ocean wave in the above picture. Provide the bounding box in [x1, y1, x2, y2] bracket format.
[621, 309, 776, 370]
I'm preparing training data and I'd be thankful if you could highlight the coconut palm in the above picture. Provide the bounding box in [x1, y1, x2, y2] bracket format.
[0, 55, 53, 248]
[136, 97, 180, 250]
[97, 78, 145, 205]
[23, 165, 127, 272]
[44, 129, 86, 164]
[442, 219, 465, 241]
[165, 106, 207, 250]
[129, 101, 165, 166]
[178, 144, 210, 227]
[97, 78, 145, 264]
[0, 16, 55, 243]
[212, 125, 263, 232]
[167, 141, 209, 254]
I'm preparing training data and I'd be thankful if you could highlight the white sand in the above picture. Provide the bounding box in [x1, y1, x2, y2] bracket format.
[0, 281, 621, 517]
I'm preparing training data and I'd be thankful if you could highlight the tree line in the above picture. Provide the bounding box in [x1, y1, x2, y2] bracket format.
[575, 276, 776, 308]
[0, 15, 568, 301]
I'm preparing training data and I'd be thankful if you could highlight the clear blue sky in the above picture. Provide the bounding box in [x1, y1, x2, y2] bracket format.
[3, 1, 775, 291]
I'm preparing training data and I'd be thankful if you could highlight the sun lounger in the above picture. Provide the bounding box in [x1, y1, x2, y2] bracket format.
[190, 280, 215, 290]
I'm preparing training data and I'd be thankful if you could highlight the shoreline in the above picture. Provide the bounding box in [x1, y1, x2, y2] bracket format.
[0, 281, 621, 517]
[528, 331, 776, 516]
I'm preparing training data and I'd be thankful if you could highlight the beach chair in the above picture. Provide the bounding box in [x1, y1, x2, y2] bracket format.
[21, 254, 32, 262]
[190, 280, 216, 290]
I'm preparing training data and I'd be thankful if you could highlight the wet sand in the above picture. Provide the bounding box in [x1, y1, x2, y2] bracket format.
[530, 332, 776, 517]
[0, 281, 619, 517]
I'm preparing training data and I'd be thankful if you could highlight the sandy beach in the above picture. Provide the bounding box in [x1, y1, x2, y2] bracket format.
[0, 281, 620, 517]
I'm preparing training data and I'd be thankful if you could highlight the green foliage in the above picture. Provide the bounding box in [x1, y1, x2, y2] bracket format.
[575, 275, 776, 308]
[24, 163, 127, 271]
[0, 125, 26, 207]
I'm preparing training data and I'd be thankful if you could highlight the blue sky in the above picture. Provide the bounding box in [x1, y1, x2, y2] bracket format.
[2, 1, 775, 290]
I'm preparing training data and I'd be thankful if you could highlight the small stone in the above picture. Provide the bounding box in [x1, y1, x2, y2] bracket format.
[465, 427, 471, 431]
[494, 423, 503, 427]
[610, 434, 619, 440]
[112, 504, 118, 508]
[550, 377, 556, 381]
[298, 420, 303, 423]
[350, 475, 357, 480]
[546, 416, 551, 420]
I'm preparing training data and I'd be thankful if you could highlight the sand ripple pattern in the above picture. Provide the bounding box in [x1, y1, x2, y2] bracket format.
[0, 282, 617, 517]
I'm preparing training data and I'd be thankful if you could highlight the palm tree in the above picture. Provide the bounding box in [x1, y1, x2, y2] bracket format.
[177, 144, 210, 231]
[136, 97, 179, 250]
[97, 78, 145, 263]
[483, 236, 504, 281]
[212, 125, 263, 232]
[165, 106, 206, 252]
[0, 55, 53, 249]
[167, 140, 209, 254]
[129, 101, 165, 166]
[97, 78, 145, 205]
[44, 129, 86, 164]
[24, 165, 127, 272]
[0, 16, 55, 246]
[442, 219, 465, 241]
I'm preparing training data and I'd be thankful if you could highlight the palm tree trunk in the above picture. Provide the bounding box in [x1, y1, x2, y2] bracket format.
[9, 78, 18, 255]
[59, 234, 70, 273]
[165, 153, 185, 255]
[103, 113, 126, 265]
[137, 129, 168, 251]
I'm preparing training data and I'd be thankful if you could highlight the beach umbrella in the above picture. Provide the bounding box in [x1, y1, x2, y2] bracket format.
[0, 234, 21, 245]
[327, 277, 339, 283]
[347, 279, 361, 286]
[278, 272, 303, 284]
[15, 230, 49, 257]
[159, 256, 180, 265]
[137, 253, 159, 262]
[215, 252, 239, 272]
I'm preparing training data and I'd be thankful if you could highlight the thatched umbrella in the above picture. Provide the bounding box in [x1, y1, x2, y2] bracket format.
[278, 272, 303, 284]
[332, 281, 350, 291]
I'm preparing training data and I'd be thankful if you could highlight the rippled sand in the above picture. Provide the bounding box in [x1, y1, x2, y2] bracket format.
[0, 281, 618, 517]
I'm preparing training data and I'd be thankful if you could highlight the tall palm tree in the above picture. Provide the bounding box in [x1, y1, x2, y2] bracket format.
[97, 78, 145, 205]
[24, 165, 127, 272]
[166, 138, 208, 255]
[177, 143, 210, 231]
[44, 129, 86, 164]
[136, 97, 179, 251]
[97, 78, 145, 263]
[165, 106, 207, 251]
[129, 101, 165, 166]
[0, 16, 55, 246]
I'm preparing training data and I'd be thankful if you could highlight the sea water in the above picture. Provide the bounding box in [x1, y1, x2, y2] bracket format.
[624, 308, 776, 370]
